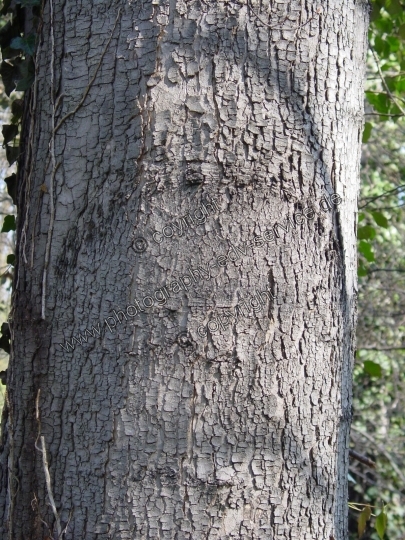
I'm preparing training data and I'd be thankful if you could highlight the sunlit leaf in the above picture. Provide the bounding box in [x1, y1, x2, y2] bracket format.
[358, 506, 371, 538]
[372, 211, 388, 228]
[375, 508, 388, 540]
[359, 241, 375, 262]
[358, 225, 376, 240]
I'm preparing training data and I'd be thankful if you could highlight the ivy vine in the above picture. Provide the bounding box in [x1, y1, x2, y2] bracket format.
[0, 0, 42, 357]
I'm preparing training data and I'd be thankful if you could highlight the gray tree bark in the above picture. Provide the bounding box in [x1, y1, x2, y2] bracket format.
[0, 0, 369, 538]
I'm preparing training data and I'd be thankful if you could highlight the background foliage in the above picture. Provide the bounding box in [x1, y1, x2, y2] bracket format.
[349, 0, 405, 538]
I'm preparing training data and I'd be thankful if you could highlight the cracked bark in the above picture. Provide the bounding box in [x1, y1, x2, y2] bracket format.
[0, 0, 368, 538]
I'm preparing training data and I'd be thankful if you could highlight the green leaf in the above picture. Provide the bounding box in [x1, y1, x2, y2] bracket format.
[0, 322, 10, 354]
[374, 36, 390, 58]
[365, 92, 390, 114]
[15, 56, 35, 91]
[5, 145, 19, 166]
[372, 211, 388, 228]
[11, 98, 24, 121]
[358, 506, 371, 538]
[386, 36, 400, 53]
[0, 60, 18, 96]
[0, 21, 21, 50]
[385, 0, 403, 16]
[358, 225, 376, 240]
[2, 124, 18, 145]
[399, 23, 405, 40]
[375, 509, 388, 540]
[364, 360, 382, 377]
[0, 335, 9, 353]
[1, 215, 16, 233]
[358, 261, 368, 277]
[4, 173, 17, 204]
[6, 254, 15, 266]
[10, 34, 36, 56]
[362, 122, 373, 143]
[359, 241, 375, 262]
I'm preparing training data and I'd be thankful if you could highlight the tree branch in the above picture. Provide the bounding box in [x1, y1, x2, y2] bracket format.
[351, 426, 405, 485]
[358, 183, 405, 209]
[349, 449, 376, 468]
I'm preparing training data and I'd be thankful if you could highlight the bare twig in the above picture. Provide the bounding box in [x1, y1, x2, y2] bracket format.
[41, 0, 58, 320]
[40, 436, 62, 538]
[19, 0, 46, 272]
[368, 268, 405, 273]
[349, 449, 376, 468]
[41, 8, 122, 319]
[35, 390, 63, 539]
[358, 183, 405, 209]
[370, 46, 405, 115]
[369, 202, 405, 211]
[351, 425, 405, 485]
[364, 112, 405, 117]
[357, 346, 405, 351]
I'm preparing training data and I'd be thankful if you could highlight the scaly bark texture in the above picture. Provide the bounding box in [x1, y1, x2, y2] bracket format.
[0, 0, 368, 538]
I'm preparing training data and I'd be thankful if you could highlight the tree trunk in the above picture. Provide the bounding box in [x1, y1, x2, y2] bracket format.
[0, 0, 368, 538]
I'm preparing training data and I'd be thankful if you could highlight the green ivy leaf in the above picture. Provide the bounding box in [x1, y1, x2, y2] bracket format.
[359, 241, 375, 262]
[4, 173, 17, 205]
[2, 124, 18, 145]
[375, 508, 388, 540]
[0, 21, 21, 51]
[10, 34, 36, 56]
[0, 322, 10, 353]
[5, 145, 19, 166]
[11, 98, 24, 121]
[1, 215, 16, 233]
[364, 360, 382, 378]
[6, 254, 15, 266]
[0, 60, 18, 96]
[358, 225, 376, 240]
[358, 506, 371, 538]
[372, 211, 389, 228]
[362, 122, 373, 143]
[15, 56, 35, 91]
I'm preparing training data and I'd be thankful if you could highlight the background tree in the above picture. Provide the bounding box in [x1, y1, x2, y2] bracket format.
[0, 1, 369, 539]
[347, 2, 405, 537]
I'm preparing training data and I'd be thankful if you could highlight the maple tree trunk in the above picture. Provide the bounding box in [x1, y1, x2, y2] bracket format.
[0, 0, 368, 538]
